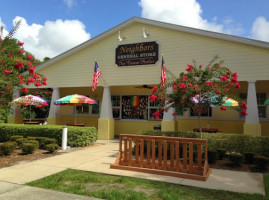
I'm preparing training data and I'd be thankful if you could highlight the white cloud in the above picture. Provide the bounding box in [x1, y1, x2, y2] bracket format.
[251, 17, 269, 42]
[63, 0, 75, 8]
[139, 0, 242, 35]
[8, 16, 90, 60]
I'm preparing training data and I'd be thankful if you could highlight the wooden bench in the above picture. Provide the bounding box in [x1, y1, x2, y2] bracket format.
[23, 121, 42, 125]
[66, 123, 85, 127]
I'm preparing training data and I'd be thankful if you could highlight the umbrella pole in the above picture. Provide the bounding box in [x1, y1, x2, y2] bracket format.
[75, 105, 77, 124]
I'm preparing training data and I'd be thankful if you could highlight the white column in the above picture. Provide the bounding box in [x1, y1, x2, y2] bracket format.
[9, 90, 21, 117]
[245, 81, 259, 124]
[48, 87, 61, 118]
[163, 86, 175, 121]
[100, 86, 113, 119]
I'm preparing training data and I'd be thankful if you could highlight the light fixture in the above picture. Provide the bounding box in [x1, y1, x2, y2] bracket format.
[118, 31, 125, 41]
[142, 27, 149, 38]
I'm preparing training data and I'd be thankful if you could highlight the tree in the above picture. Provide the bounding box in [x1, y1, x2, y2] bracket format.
[0, 20, 47, 122]
[151, 55, 248, 137]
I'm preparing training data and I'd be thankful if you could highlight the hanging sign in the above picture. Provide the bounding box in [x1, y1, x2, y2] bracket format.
[115, 41, 159, 67]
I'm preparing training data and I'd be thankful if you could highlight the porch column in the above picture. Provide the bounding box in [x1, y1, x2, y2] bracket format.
[47, 87, 61, 125]
[8, 90, 23, 124]
[161, 87, 176, 132]
[243, 81, 261, 136]
[98, 85, 115, 140]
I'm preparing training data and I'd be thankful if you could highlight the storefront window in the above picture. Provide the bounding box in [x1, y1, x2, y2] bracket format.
[75, 104, 89, 114]
[112, 96, 121, 119]
[122, 95, 148, 120]
[91, 100, 99, 114]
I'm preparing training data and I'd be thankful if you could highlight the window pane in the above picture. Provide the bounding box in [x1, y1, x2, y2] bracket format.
[113, 108, 120, 118]
[76, 104, 89, 114]
[190, 107, 212, 117]
[257, 93, 266, 105]
[112, 96, 120, 106]
[122, 95, 148, 120]
[92, 100, 99, 114]
[149, 108, 163, 120]
[258, 106, 266, 118]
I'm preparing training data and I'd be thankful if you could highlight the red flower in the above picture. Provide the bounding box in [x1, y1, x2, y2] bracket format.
[18, 75, 23, 79]
[14, 60, 24, 71]
[179, 83, 186, 89]
[173, 84, 177, 89]
[22, 87, 28, 93]
[18, 49, 24, 55]
[152, 111, 162, 119]
[43, 77, 47, 81]
[205, 81, 212, 86]
[193, 84, 198, 89]
[18, 42, 24, 46]
[223, 88, 230, 92]
[6, 88, 11, 92]
[215, 91, 221, 95]
[27, 54, 34, 60]
[29, 67, 35, 74]
[186, 64, 193, 72]
[4, 70, 12, 75]
[35, 81, 42, 87]
[181, 76, 187, 81]
[220, 76, 228, 82]
[199, 65, 202, 68]
[34, 74, 40, 79]
[187, 64, 193, 68]
[228, 82, 234, 86]
[241, 109, 248, 116]
[42, 102, 49, 107]
[36, 105, 42, 108]
[42, 80, 47, 85]
[188, 83, 192, 87]
[207, 67, 210, 71]
[8, 54, 13, 58]
[220, 106, 227, 111]
[150, 95, 157, 102]
[235, 82, 241, 88]
[240, 102, 247, 109]
[14, 94, 17, 98]
[152, 86, 158, 95]
[27, 61, 32, 66]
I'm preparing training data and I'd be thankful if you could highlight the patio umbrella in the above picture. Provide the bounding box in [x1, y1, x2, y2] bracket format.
[264, 99, 269, 105]
[54, 94, 97, 124]
[222, 97, 239, 107]
[10, 95, 49, 122]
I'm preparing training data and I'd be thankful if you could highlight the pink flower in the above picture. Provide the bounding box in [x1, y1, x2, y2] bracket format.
[207, 67, 210, 71]
[152, 86, 158, 95]
[42, 80, 47, 85]
[179, 83, 186, 89]
[205, 81, 212, 86]
[188, 83, 192, 87]
[235, 82, 241, 88]
[199, 65, 202, 68]
[29, 67, 35, 74]
[150, 95, 157, 102]
[220, 106, 227, 111]
[43, 77, 47, 81]
[240, 102, 247, 109]
[241, 109, 248, 116]
[187, 64, 193, 68]
[22, 87, 28, 93]
[186, 64, 193, 73]
[152, 111, 162, 119]
[27, 54, 34, 60]
[42, 102, 49, 107]
[193, 84, 198, 89]
[223, 88, 230, 92]
[8, 54, 13, 58]
[220, 76, 228, 82]
[4, 70, 12, 75]
[18, 49, 24, 55]
[18, 42, 24, 46]
[181, 76, 187, 81]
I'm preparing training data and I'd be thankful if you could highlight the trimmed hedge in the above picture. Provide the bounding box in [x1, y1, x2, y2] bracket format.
[0, 141, 16, 156]
[45, 143, 59, 153]
[139, 130, 269, 156]
[0, 124, 98, 147]
[21, 143, 38, 154]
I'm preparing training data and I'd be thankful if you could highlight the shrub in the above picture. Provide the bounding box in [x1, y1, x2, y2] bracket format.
[27, 136, 36, 141]
[216, 149, 226, 160]
[227, 152, 244, 167]
[45, 143, 59, 153]
[0, 124, 98, 147]
[0, 141, 16, 156]
[15, 138, 28, 147]
[44, 138, 57, 145]
[243, 152, 257, 164]
[10, 135, 23, 141]
[27, 140, 39, 149]
[253, 155, 269, 172]
[21, 143, 38, 154]
[208, 150, 217, 164]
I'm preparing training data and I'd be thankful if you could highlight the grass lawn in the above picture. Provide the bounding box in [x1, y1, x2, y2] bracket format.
[26, 169, 268, 200]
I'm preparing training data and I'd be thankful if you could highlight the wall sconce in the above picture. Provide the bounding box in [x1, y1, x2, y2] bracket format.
[142, 27, 149, 38]
[118, 31, 125, 41]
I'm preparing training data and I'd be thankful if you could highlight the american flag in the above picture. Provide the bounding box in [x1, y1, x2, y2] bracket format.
[161, 56, 166, 88]
[92, 61, 101, 92]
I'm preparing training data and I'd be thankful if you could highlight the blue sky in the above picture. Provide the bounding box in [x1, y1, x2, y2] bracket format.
[1, 0, 269, 60]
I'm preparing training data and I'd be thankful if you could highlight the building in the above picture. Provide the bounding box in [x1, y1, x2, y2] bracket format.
[8, 17, 269, 139]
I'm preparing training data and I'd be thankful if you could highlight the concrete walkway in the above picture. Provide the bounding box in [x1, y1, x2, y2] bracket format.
[0, 139, 265, 198]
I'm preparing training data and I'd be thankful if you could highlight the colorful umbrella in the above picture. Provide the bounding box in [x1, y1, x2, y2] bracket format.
[10, 95, 49, 122]
[222, 97, 239, 106]
[264, 99, 269, 105]
[54, 94, 97, 124]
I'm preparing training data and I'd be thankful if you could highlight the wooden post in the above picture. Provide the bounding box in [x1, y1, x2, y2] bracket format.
[189, 142, 193, 174]
[140, 139, 144, 167]
[147, 140, 151, 166]
[175, 141, 179, 172]
[152, 139, 156, 169]
[119, 136, 122, 164]
[183, 143, 187, 169]
[128, 138, 132, 166]
[170, 142, 174, 168]
[163, 140, 167, 170]
[158, 140, 162, 167]
[124, 138, 127, 163]
[197, 144, 202, 170]
[135, 140, 139, 163]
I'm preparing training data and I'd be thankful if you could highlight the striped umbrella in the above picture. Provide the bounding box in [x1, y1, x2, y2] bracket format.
[55, 94, 97, 124]
[10, 95, 49, 122]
